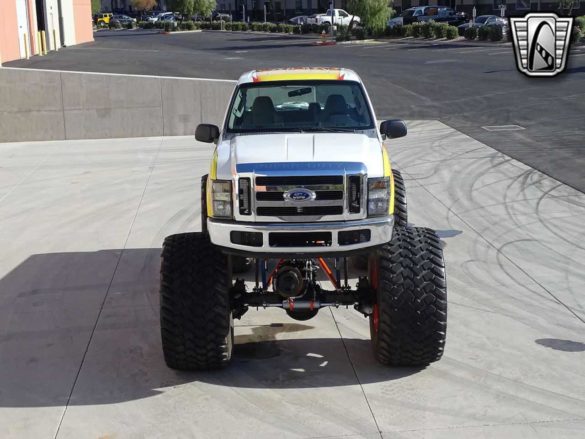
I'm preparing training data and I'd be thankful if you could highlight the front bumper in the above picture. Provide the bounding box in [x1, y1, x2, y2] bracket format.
[208, 217, 394, 256]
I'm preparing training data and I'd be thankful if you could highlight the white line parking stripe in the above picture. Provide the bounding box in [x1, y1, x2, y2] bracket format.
[453, 47, 502, 54]
[482, 124, 525, 132]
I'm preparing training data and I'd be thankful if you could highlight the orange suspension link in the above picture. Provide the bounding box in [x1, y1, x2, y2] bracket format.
[317, 257, 339, 290]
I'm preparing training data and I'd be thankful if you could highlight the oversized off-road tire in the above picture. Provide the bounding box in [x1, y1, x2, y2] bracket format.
[392, 169, 408, 227]
[160, 232, 233, 370]
[353, 169, 408, 270]
[369, 227, 447, 366]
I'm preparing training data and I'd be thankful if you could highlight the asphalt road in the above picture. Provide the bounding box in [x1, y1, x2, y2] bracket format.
[7, 30, 585, 192]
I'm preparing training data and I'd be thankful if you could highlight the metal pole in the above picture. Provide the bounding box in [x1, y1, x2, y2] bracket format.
[243, 4, 245, 23]
[41, 31, 48, 55]
[264, 4, 267, 23]
[37, 32, 43, 56]
[330, 1, 334, 37]
[23, 33, 30, 59]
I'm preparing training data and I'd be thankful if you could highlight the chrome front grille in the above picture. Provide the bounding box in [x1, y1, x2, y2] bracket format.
[253, 175, 362, 221]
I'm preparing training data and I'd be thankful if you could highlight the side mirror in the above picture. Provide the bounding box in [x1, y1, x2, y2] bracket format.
[380, 120, 407, 139]
[195, 124, 220, 143]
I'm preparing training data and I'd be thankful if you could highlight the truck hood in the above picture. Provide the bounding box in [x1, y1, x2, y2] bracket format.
[214, 133, 385, 179]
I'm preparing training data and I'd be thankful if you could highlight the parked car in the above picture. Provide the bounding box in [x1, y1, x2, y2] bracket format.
[95, 13, 113, 26]
[289, 15, 309, 25]
[388, 6, 464, 28]
[147, 12, 175, 23]
[306, 9, 360, 26]
[457, 15, 508, 36]
[111, 14, 136, 26]
[212, 12, 232, 21]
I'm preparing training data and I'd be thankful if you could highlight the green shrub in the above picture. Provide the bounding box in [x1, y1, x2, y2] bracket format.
[489, 26, 503, 41]
[109, 20, 122, 30]
[402, 24, 413, 37]
[436, 23, 450, 39]
[276, 23, 293, 33]
[464, 26, 477, 40]
[163, 21, 172, 32]
[302, 23, 328, 34]
[445, 26, 458, 40]
[336, 31, 350, 42]
[199, 22, 210, 29]
[352, 27, 366, 40]
[224, 22, 232, 31]
[180, 20, 195, 30]
[385, 25, 400, 37]
[292, 25, 301, 34]
[572, 26, 582, 43]
[411, 22, 423, 38]
[126, 21, 136, 30]
[576, 16, 585, 33]
[251, 22, 262, 31]
[421, 22, 433, 39]
[477, 26, 489, 41]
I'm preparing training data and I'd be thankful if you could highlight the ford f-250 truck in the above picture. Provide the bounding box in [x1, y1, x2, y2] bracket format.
[160, 68, 447, 370]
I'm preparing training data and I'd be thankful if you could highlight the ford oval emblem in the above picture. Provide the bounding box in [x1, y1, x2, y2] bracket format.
[284, 188, 316, 203]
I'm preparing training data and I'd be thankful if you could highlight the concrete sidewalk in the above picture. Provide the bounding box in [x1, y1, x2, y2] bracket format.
[0, 121, 584, 438]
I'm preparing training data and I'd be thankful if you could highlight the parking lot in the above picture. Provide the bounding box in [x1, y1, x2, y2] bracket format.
[3, 28, 585, 438]
[1, 120, 585, 437]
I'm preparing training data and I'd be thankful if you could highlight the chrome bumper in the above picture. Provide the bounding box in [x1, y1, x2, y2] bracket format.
[207, 216, 394, 255]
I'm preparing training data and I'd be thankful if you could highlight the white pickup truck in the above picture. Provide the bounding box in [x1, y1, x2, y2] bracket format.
[307, 9, 360, 26]
[159, 67, 448, 371]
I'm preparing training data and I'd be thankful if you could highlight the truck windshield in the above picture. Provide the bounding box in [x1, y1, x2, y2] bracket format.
[226, 81, 374, 133]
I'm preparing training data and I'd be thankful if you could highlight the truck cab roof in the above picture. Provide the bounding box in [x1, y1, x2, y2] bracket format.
[238, 68, 362, 85]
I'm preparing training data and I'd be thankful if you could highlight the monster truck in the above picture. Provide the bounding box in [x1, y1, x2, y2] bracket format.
[160, 68, 447, 370]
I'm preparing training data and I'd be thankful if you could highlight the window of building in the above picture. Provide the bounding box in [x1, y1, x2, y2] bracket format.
[515, 0, 531, 10]
[493, 0, 505, 9]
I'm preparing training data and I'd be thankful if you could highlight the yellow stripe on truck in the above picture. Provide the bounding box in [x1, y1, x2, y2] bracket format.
[207, 151, 218, 217]
[253, 71, 345, 82]
[382, 147, 394, 215]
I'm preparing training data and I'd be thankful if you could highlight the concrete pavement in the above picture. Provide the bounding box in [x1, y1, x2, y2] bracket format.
[0, 121, 584, 438]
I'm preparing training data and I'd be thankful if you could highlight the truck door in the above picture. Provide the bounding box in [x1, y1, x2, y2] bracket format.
[338, 10, 349, 26]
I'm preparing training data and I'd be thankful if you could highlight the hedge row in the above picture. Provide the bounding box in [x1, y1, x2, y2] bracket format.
[386, 22, 458, 40]
[463, 26, 504, 42]
[138, 20, 325, 34]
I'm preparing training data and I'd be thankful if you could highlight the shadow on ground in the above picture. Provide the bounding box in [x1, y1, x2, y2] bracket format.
[535, 338, 585, 352]
[94, 30, 163, 38]
[0, 249, 422, 408]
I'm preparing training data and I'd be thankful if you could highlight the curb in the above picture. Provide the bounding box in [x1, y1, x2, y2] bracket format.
[201, 29, 320, 39]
